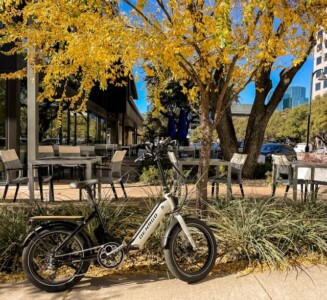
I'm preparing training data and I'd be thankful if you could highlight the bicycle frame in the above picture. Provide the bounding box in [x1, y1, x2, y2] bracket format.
[129, 152, 196, 250]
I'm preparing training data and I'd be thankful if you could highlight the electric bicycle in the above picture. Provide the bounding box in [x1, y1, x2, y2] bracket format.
[22, 138, 217, 292]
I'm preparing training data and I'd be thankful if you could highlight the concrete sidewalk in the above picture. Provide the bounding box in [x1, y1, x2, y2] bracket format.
[1, 265, 327, 300]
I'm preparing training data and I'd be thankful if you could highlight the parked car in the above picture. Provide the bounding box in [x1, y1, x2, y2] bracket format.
[313, 147, 327, 154]
[260, 143, 297, 162]
[294, 143, 312, 153]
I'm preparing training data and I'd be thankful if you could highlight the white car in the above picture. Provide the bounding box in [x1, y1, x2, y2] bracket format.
[294, 143, 312, 153]
[313, 147, 327, 154]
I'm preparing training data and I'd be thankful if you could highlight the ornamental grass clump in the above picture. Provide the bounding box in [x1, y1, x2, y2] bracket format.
[207, 199, 327, 269]
[0, 207, 30, 272]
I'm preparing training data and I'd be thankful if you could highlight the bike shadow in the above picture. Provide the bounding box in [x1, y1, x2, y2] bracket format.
[71, 270, 228, 297]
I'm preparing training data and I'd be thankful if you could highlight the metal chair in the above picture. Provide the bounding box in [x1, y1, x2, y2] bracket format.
[209, 153, 247, 199]
[38, 145, 55, 158]
[97, 150, 127, 199]
[177, 146, 196, 158]
[271, 154, 307, 200]
[58, 145, 83, 179]
[0, 149, 54, 202]
[80, 145, 96, 157]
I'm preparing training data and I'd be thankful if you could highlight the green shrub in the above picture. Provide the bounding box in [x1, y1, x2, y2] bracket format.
[139, 166, 175, 185]
[1, 197, 327, 274]
[0, 201, 149, 273]
[207, 199, 327, 268]
[139, 165, 160, 184]
[254, 162, 272, 179]
[0, 208, 30, 272]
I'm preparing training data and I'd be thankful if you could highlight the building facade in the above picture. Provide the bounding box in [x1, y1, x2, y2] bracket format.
[312, 29, 327, 99]
[0, 53, 143, 167]
[276, 86, 308, 111]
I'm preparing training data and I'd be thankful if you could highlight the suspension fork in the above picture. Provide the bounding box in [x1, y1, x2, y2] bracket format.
[173, 214, 197, 250]
[157, 155, 197, 249]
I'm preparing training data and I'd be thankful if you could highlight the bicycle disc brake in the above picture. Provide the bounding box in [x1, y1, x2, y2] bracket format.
[97, 242, 124, 269]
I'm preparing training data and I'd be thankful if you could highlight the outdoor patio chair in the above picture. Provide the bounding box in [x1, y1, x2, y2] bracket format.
[0, 149, 54, 202]
[271, 154, 307, 200]
[38, 145, 55, 158]
[58, 145, 84, 179]
[209, 153, 247, 199]
[96, 150, 127, 200]
[38, 145, 56, 180]
[80, 145, 96, 157]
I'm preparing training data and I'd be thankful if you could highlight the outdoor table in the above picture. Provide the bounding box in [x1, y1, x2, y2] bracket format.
[291, 161, 327, 201]
[177, 147, 196, 158]
[177, 158, 232, 199]
[118, 145, 131, 157]
[28, 156, 102, 200]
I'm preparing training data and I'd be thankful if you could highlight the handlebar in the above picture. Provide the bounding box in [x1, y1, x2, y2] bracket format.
[134, 137, 187, 211]
[134, 138, 177, 163]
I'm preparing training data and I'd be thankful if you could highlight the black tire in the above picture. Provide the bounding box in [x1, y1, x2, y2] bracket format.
[22, 227, 91, 293]
[164, 218, 217, 283]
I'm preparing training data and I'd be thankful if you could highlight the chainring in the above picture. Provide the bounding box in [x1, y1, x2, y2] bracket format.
[97, 242, 124, 269]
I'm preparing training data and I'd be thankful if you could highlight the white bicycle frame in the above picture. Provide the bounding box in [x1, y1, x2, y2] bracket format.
[129, 192, 197, 250]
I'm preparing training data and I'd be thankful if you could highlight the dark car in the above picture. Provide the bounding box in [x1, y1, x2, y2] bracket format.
[260, 143, 297, 162]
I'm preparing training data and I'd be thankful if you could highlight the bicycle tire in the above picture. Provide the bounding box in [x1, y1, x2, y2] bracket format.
[164, 218, 217, 283]
[22, 226, 91, 292]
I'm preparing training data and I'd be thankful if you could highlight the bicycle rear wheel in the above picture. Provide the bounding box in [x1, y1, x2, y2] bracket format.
[164, 218, 217, 283]
[22, 227, 91, 292]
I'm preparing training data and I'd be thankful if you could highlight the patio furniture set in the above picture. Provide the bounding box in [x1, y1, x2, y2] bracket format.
[0, 144, 128, 202]
[0, 144, 326, 202]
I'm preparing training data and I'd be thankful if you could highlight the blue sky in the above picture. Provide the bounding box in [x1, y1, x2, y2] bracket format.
[239, 57, 314, 104]
[134, 56, 315, 113]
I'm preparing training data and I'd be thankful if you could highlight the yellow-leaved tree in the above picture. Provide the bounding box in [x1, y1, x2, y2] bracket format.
[120, 0, 327, 207]
[1, 0, 327, 208]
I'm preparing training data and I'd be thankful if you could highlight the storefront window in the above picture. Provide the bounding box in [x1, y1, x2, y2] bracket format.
[0, 80, 5, 179]
[0, 79, 5, 148]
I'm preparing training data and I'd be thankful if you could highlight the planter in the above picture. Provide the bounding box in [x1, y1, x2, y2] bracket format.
[297, 153, 327, 163]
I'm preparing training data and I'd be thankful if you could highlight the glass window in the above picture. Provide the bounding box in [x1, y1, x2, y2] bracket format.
[0, 80, 5, 179]
[324, 80, 327, 89]
[317, 43, 322, 52]
[316, 82, 321, 91]
[0, 80, 6, 147]
[316, 56, 322, 65]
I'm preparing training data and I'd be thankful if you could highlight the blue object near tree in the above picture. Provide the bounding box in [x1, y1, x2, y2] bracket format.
[177, 109, 188, 145]
[168, 113, 176, 139]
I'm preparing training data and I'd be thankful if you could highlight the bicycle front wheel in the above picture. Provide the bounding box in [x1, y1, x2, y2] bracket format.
[22, 227, 91, 293]
[164, 218, 217, 283]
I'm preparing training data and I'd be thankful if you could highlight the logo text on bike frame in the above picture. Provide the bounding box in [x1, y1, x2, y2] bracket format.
[131, 200, 171, 249]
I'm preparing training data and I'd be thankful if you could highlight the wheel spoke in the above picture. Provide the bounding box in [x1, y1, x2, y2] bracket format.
[27, 230, 86, 285]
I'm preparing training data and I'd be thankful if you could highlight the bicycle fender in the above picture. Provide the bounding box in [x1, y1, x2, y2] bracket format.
[22, 221, 93, 248]
[161, 219, 180, 249]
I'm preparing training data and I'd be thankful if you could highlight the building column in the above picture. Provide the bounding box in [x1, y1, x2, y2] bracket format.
[27, 52, 39, 200]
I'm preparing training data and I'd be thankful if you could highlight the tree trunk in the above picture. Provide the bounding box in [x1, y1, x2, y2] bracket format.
[196, 91, 212, 210]
[217, 41, 314, 178]
[242, 102, 269, 178]
[217, 107, 238, 161]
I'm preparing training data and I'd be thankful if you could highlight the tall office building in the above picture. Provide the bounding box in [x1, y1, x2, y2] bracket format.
[276, 86, 308, 111]
[312, 29, 327, 99]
